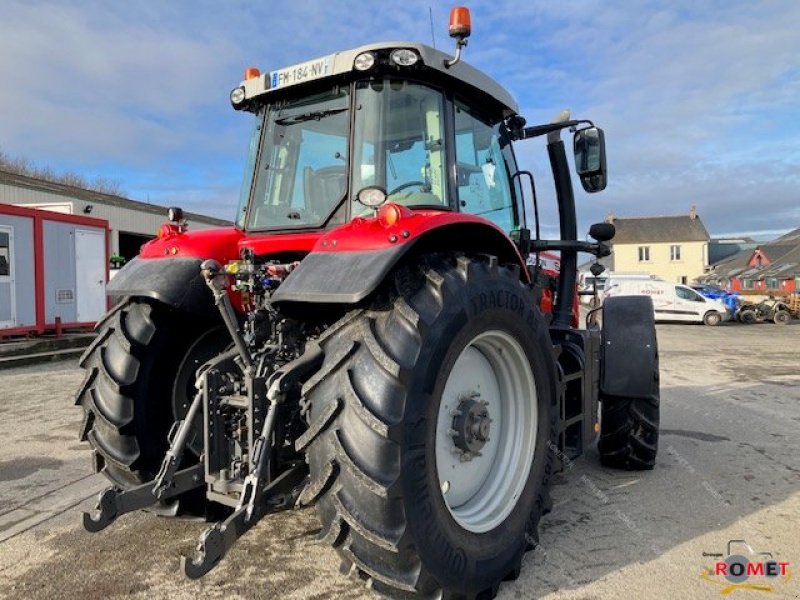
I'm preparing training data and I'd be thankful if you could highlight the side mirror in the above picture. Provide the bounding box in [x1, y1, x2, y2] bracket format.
[573, 127, 607, 193]
[588, 222, 615, 242]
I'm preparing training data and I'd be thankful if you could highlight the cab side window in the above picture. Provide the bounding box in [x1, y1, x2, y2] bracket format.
[454, 101, 517, 233]
[676, 286, 703, 302]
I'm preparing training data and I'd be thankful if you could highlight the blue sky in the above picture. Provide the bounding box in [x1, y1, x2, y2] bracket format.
[1, 0, 798, 239]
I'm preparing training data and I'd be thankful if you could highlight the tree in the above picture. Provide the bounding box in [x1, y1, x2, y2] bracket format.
[0, 148, 124, 196]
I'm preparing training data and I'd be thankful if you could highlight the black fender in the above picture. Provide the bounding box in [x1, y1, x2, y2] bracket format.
[601, 295, 658, 398]
[107, 256, 216, 317]
[271, 222, 526, 305]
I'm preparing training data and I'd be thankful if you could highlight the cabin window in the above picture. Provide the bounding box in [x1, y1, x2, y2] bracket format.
[0, 231, 9, 276]
[351, 79, 448, 214]
[453, 100, 517, 233]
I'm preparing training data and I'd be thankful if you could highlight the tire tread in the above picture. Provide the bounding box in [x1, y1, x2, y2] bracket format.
[303, 255, 553, 599]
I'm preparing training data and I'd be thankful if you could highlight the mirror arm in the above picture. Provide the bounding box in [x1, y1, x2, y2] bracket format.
[509, 119, 594, 141]
[530, 239, 611, 258]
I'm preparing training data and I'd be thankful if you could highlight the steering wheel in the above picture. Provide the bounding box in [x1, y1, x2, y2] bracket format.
[388, 181, 426, 195]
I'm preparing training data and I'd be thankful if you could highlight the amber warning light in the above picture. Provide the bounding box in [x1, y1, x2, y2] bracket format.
[444, 7, 471, 68]
[244, 67, 261, 80]
[449, 6, 471, 39]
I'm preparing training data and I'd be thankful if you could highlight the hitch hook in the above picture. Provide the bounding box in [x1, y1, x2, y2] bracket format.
[82, 488, 119, 532]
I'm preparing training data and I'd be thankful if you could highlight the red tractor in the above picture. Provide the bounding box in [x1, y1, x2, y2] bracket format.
[78, 9, 659, 598]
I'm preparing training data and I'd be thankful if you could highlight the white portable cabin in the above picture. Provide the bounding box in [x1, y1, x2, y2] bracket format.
[0, 204, 109, 336]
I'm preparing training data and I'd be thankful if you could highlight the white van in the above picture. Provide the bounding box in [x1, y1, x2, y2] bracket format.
[579, 272, 657, 297]
[603, 280, 731, 326]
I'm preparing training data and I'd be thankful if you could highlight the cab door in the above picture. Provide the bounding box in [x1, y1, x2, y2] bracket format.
[453, 100, 520, 235]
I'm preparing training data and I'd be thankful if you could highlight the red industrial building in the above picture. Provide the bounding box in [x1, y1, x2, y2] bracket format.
[705, 228, 800, 295]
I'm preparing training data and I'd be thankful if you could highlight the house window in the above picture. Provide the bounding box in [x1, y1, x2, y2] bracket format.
[742, 279, 754, 290]
[670, 245, 681, 261]
[766, 277, 778, 289]
[638, 246, 650, 262]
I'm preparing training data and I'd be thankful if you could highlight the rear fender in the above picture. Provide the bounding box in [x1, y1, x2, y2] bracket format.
[601, 296, 658, 398]
[110, 227, 244, 317]
[107, 256, 216, 316]
[271, 207, 527, 304]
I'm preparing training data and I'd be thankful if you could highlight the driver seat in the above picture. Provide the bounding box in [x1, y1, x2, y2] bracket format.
[303, 166, 346, 216]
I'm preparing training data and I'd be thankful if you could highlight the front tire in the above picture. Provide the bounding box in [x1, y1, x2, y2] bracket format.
[598, 296, 660, 470]
[298, 255, 557, 599]
[703, 310, 722, 326]
[739, 309, 757, 324]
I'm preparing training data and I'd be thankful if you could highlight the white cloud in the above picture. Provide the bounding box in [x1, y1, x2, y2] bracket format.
[479, 0, 800, 237]
[0, 0, 797, 236]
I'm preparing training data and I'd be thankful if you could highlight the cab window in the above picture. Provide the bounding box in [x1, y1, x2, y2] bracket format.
[454, 100, 517, 233]
[248, 88, 349, 230]
[352, 79, 448, 214]
[676, 286, 704, 302]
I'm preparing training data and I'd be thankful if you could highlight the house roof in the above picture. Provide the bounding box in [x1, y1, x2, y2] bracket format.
[760, 245, 800, 278]
[708, 240, 800, 280]
[775, 227, 800, 243]
[609, 215, 709, 244]
[0, 169, 231, 226]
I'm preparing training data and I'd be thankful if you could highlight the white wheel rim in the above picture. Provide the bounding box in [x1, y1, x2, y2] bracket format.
[435, 330, 538, 533]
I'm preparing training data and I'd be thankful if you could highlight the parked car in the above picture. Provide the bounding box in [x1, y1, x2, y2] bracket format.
[604, 280, 731, 325]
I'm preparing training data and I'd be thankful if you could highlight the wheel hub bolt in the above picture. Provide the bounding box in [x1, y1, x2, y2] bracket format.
[451, 395, 492, 454]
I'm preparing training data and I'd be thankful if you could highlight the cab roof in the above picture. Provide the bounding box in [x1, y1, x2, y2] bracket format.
[238, 41, 519, 116]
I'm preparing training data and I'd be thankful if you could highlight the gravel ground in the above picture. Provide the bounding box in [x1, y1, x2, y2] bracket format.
[0, 321, 798, 599]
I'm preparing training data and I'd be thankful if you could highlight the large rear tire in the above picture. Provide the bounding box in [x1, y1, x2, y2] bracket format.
[75, 298, 222, 502]
[298, 255, 558, 599]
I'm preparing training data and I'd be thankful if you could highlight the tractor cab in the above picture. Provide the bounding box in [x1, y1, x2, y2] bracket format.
[227, 24, 609, 330]
[231, 40, 526, 242]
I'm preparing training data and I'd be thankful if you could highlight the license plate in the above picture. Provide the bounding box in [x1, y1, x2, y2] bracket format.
[270, 55, 333, 90]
